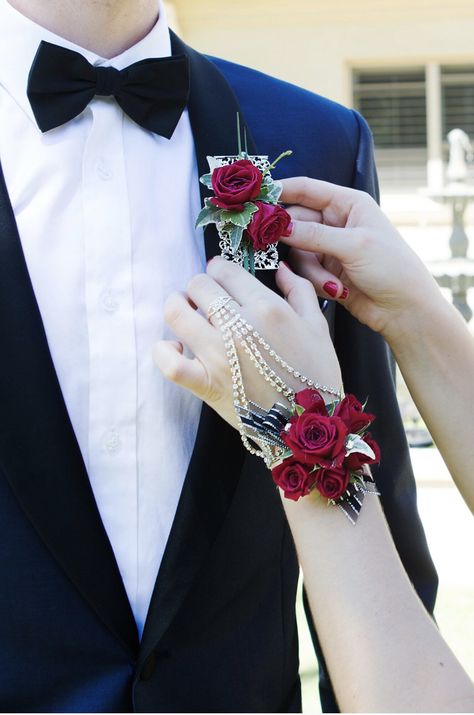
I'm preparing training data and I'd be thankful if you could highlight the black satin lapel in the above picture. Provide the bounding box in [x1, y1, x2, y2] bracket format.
[0, 165, 138, 658]
[139, 405, 246, 663]
[170, 31, 258, 262]
[139, 38, 253, 664]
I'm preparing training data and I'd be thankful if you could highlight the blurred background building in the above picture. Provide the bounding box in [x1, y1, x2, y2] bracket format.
[166, 0, 474, 194]
[165, 2, 474, 711]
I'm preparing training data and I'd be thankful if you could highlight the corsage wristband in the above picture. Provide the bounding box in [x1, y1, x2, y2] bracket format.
[208, 296, 381, 524]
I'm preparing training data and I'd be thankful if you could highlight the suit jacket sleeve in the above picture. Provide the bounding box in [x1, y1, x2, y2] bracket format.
[305, 109, 439, 713]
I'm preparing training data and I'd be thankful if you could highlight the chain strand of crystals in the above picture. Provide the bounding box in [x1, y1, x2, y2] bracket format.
[216, 302, 343, 401]
[211, 297, 343, 464]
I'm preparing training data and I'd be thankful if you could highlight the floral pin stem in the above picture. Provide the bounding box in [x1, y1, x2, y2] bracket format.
[263, 150, 293, 177]
[237, 113, 242, 155]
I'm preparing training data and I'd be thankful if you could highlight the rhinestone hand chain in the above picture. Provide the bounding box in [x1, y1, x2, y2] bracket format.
[210, 298, 343, 467]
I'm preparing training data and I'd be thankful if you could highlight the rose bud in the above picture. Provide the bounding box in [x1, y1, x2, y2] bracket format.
[334, 394, 375, 433]
[272, 457, 315, 501]
[315, 465, 351, 501]
[245, 202, 292, 251]
[295, 388, 328, 415]
[210, 159, 263, 212]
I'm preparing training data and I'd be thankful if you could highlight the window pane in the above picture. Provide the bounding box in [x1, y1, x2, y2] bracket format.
[442, 66, 474, 137]
[353, 69, 427, 149]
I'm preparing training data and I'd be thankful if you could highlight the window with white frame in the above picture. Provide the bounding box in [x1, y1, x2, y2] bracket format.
[353, 65, 474, 190]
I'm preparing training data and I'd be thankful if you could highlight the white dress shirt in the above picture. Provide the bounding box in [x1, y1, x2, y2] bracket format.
[0, 0, 205, 637]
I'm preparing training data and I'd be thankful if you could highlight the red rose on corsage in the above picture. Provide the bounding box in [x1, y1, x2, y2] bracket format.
[282, 412, 348, 467]
[315, 465, 351, 500]
[245, 202, 292, 251]
[271, 457, 315, 501]
[210, 159, 263, 212]
[271, 388, 381, 507]
[334, 394, 375, 433]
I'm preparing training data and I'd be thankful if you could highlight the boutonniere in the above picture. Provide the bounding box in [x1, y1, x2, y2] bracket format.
[195, 116, 293, 275]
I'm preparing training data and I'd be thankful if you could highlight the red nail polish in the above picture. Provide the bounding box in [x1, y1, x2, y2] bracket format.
[341, 286, 350, 300]
[283, 221, 294, 237]
[281, 260, 293, 271]
[323, 281, 338, 298]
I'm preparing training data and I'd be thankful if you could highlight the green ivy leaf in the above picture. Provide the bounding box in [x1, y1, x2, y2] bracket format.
[265, 179, 283, 204]
[221, 202, 258, 228]
[199, 173, 213, 189]
[195, 201, 221, 229]
[256, 177, 283, 204]
[228, 224, 245, 252]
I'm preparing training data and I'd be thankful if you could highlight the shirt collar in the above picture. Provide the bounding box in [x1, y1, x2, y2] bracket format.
[0, 0, 172, 128]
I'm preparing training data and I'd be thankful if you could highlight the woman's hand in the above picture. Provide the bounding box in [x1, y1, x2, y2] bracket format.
[280, 177, 443, 341]
[153, 257, 342, 429]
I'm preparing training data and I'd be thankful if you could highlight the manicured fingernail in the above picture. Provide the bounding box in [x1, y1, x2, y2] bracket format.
[283, 221, 294, 237]
[323, 281, 339, 298]
[341, 286, 350, 300]
[281, 260, 293, 271]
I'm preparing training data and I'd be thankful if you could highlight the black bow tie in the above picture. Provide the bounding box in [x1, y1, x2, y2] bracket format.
[27, 40, 190, 138]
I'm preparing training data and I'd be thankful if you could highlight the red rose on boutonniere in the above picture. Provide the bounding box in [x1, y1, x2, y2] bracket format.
[334, 394, 375, 433]
[295, 388, 328, 414]
[316, 465, 351, 500]
[282, 413, 348, 467]
[345, 433, 381, 470]
[244, 202, 292, 251]
[271, 457, 315, 501]
[210, 159, 263, 212]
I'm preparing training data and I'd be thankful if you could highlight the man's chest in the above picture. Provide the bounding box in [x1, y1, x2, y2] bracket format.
[0, 90, 208, 634]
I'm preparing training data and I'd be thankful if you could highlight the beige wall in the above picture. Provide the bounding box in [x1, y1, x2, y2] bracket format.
[169, 0, 474, 107]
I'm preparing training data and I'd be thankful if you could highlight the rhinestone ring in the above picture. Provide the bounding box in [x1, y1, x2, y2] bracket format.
[207, 295, 235, 321]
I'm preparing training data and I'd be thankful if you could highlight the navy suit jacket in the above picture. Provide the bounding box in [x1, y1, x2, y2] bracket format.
[0, 33, 437, 713]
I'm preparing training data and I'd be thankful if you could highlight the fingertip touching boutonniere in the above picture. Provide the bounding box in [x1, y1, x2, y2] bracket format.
[195, 114, 293, 274]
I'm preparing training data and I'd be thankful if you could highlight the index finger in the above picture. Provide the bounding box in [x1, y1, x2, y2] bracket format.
[207, 256, 281, 306]
[280, 177, 360, 225]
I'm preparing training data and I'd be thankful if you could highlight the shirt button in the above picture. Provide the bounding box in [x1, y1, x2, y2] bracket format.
[101, 290, 119, 313]
[96, 160, 113, 181]
[103, 429, 121, 454]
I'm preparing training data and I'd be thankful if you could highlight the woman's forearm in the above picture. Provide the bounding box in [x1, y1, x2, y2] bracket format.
[385, 291, 474, 513]
[284, 493, 474, 712]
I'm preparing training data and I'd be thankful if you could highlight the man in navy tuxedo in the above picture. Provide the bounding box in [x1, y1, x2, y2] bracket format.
[0, 0, 437, 712]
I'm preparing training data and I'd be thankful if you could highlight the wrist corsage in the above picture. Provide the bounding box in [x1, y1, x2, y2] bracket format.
[196, 116, 292, 275]
[271, 389, 380, 522]
[207, 295, 381, 524]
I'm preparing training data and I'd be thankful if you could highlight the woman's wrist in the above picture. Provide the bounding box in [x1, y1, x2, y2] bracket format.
[380, 278, 448, 350]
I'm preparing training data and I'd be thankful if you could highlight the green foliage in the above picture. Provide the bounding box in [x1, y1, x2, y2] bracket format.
[228, 224, 245, 252]
[195, 199, 221, 229]
[221, 202, 258, 228]
[199, 173, 213, 189]
[257, 177, 283, 204]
